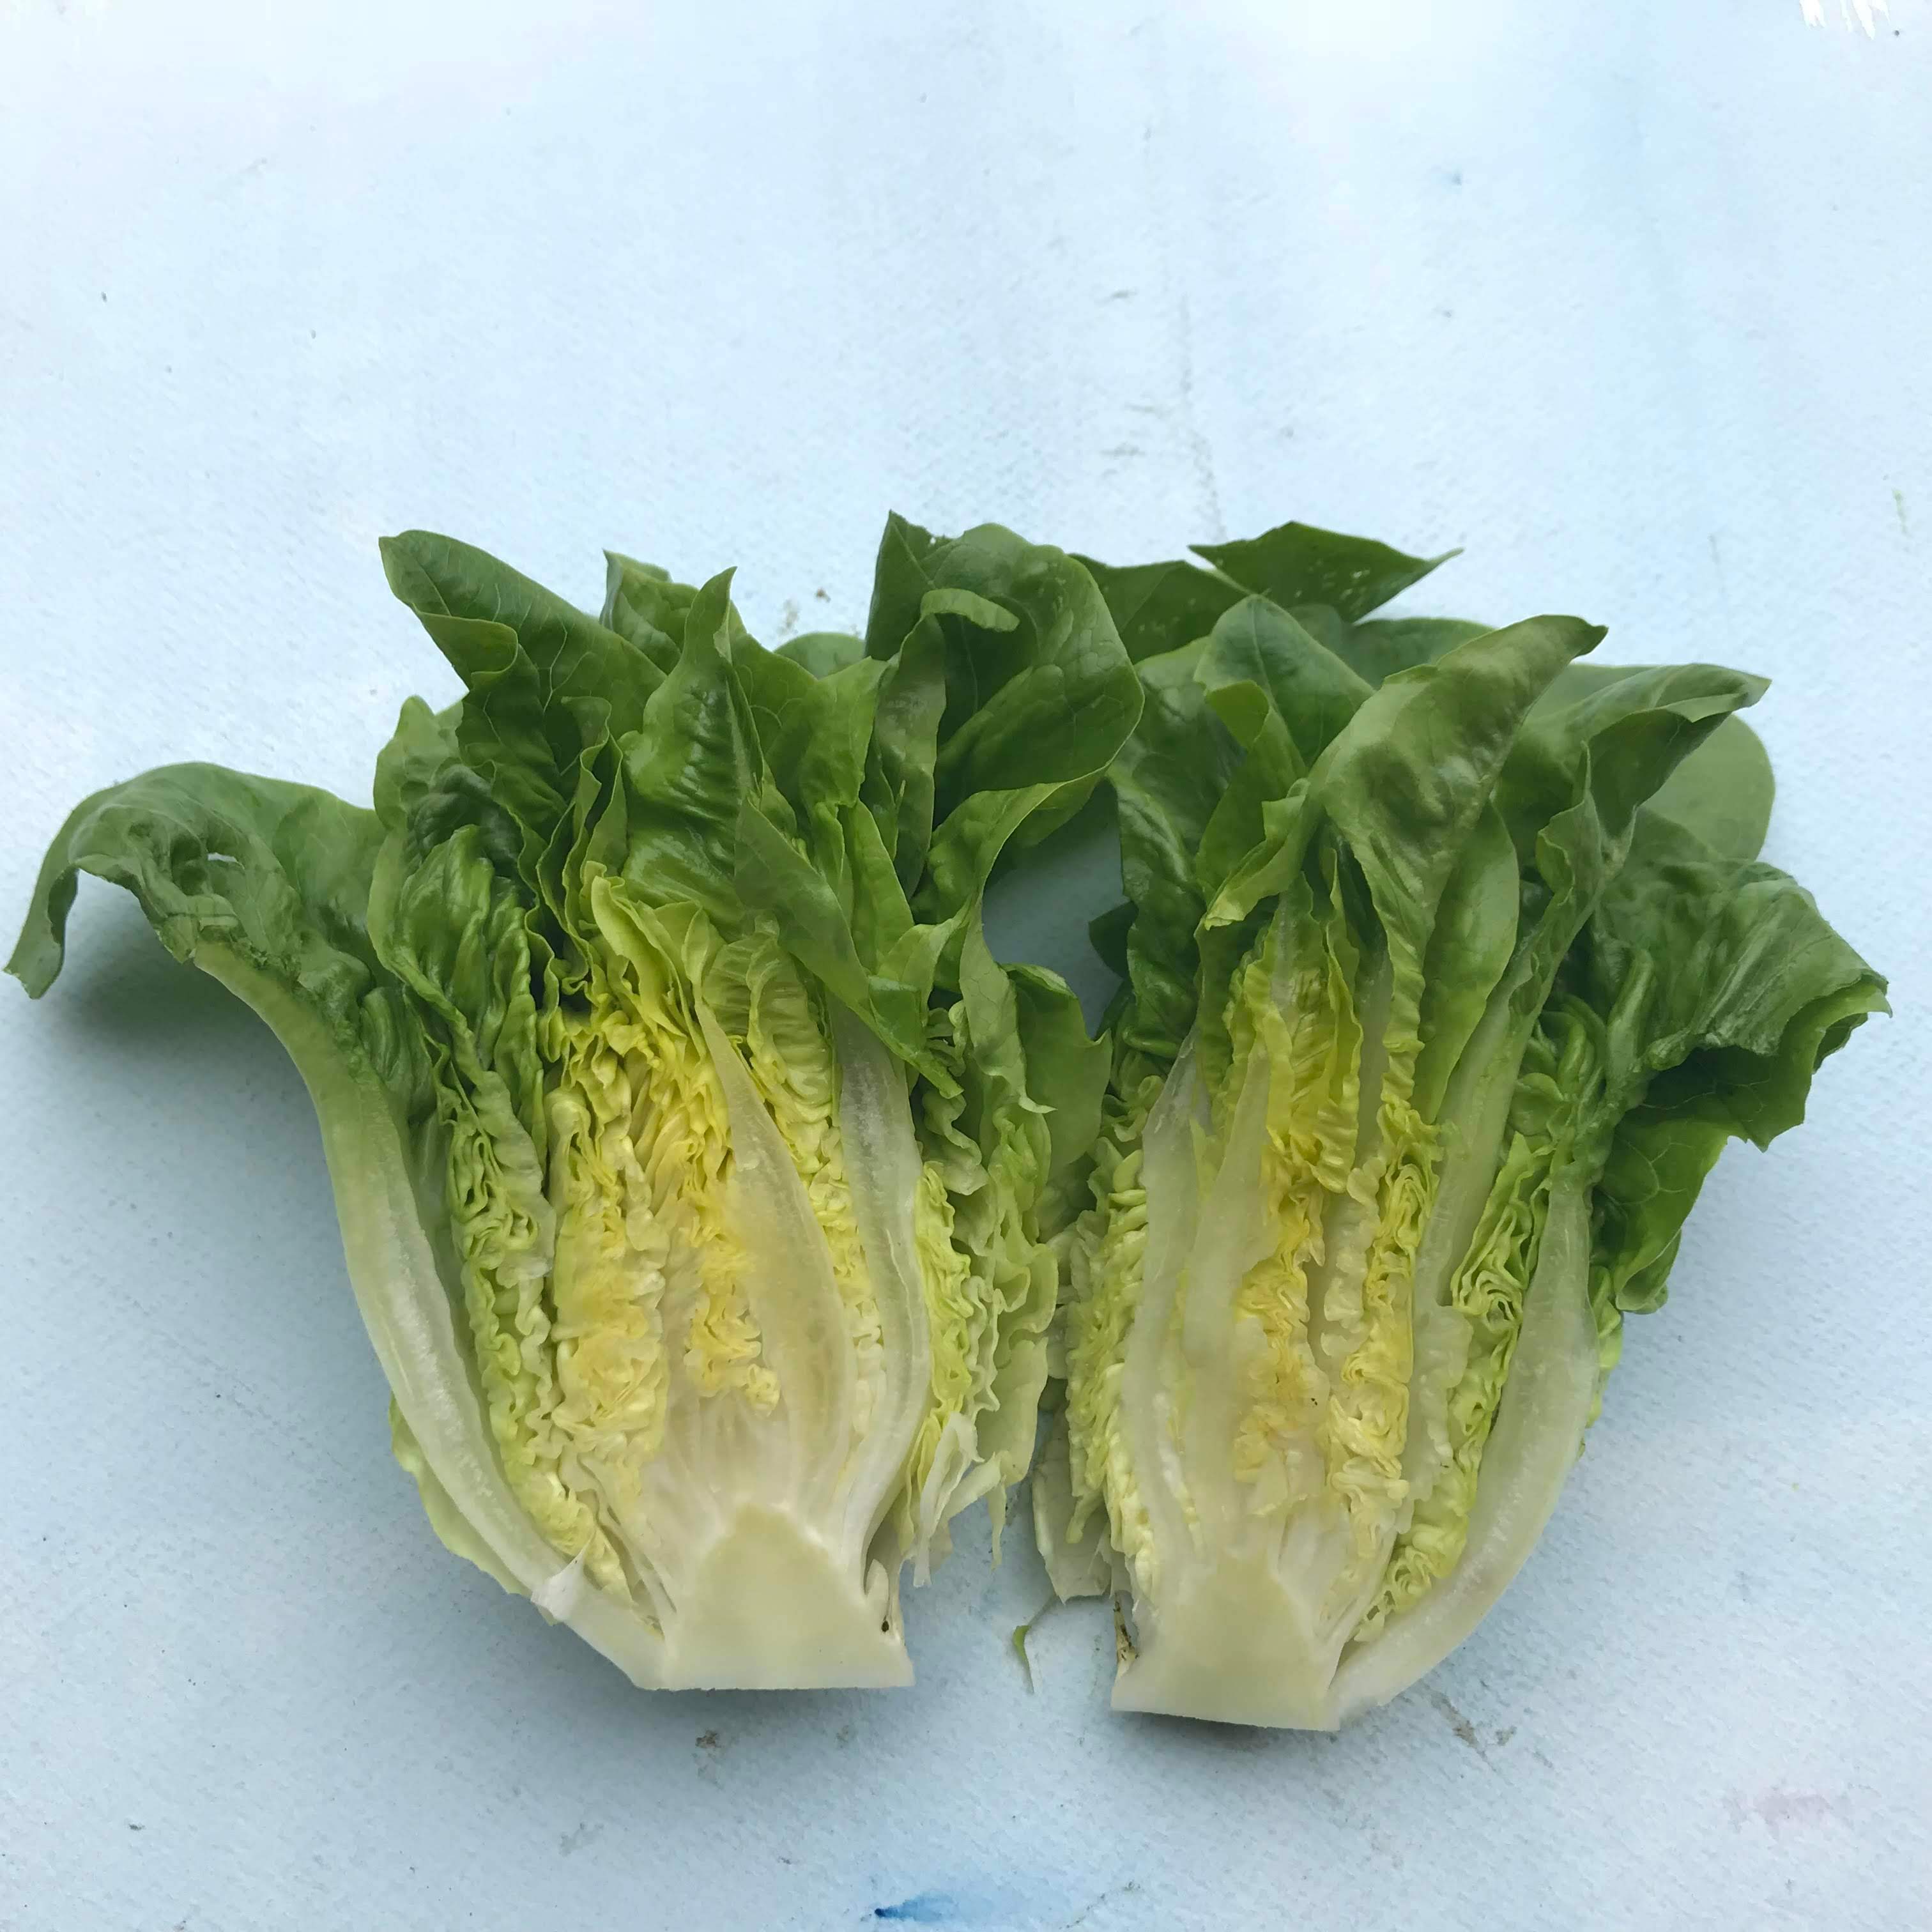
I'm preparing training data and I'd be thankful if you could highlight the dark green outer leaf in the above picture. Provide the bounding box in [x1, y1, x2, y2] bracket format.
[1106, 644, 1243, 1062]
[621, 571, 761, 924]
[372, 698, 461, 833]
[1072, 556, 1242, 663]
[1310, 615, 1606, 997]
[863, 614, 947, 894]
[1009, 964, 1113, 1177]
[862, 512, 945, 662]
[1195, 596, 1372, 774]
[1643, 717, 1772, 863]
[777, 631, 868, 676]
[1354, 641, 1777, 869]
[1321, 615, 1490, 688]
[7, 763, 423, 1104]
[735, 645, 885, 829]
[1089, 901, 1134, 980]
[862, 516, 1143, 809]
[381, 533, 666, 898]
[1413, 803, 1521, 1120]
[600, 552, 690, 675]
[1499, 666, 1771, 872]
[1193, 521, 1455, 624]
[1575, 811, 1887, 1312]
[1307, 612, 1777, 870]
[385, 531, 664, 742]
[1543, 663, 1774, 864]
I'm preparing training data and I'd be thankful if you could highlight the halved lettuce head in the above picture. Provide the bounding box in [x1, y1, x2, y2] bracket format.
[9, 517, 1138, 1690]
[1039, 522, 1885, 1728]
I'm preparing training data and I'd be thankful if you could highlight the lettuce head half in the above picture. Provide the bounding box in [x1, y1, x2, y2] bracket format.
[10, 518, 1140, 1690]
[1034, 522, 1885, 1728]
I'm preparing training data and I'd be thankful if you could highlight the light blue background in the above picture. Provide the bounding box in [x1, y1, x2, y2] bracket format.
[3, 3, 1927, 1928]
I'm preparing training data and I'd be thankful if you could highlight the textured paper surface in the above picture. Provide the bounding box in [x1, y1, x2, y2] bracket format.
[2, 3, 1927, 1927]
